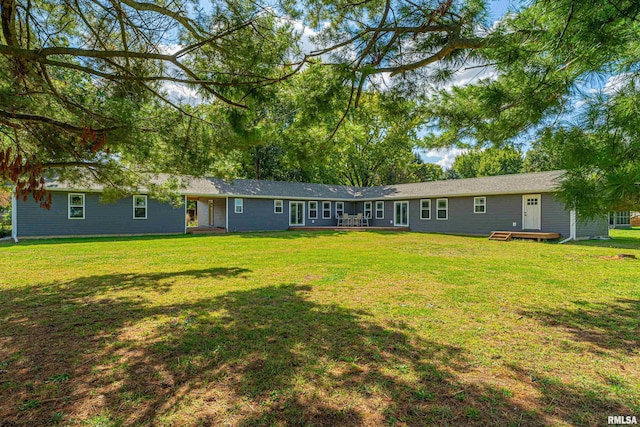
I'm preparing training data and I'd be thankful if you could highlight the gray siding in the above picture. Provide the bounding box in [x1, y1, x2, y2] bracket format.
[17, 189, 602, 238]
[17, 192, 185, 237]
[355, 200, 396, 227]
[540, 193, 571, 237]
[576, 216, 609, 239]
[406, 193, 571, 237]
[227, 198, 356, 231]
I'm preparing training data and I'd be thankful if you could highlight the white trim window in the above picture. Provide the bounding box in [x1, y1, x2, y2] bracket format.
[133, 195, 148, 219]
[68, 193, 85, 219]
[436, 198, 448, 220]
[375, 201, 384, 219]
[394, 201, 409, 226]
[289, 201, 305, 226]
[420, 199, 431, 220]
[308, 201, 318, 219]
[234, 198, 243, 213]
[364, 201, 372, 219]
[274, 199, 283, 214]
[616, 211, 630, 226]
[335, 201, 344, 219]
[322, 201, 332, 219]
[474, 197, 486, 214]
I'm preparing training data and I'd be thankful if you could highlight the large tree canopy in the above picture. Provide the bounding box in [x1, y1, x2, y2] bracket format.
[424, 0, 640, 216]
[3, 0, 639, 216]
[1, 0, 488, 206]
[0, 0, 304, 205]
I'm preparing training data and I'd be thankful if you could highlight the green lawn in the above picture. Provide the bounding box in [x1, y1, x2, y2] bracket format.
[1, 230, 639, 426]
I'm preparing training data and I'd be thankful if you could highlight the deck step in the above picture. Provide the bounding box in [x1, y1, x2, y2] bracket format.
[489, 231, 562, 241]
[489, 231, 513, 241]
[188, 227, 227, 234]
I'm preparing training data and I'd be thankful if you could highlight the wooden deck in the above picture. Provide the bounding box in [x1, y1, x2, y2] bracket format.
[489, 231, 561, 241]
[289, 226, 410, 232]
[187, 227, 227, 234]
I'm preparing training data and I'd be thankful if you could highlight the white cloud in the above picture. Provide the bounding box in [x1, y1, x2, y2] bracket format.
[163, 81, 202, 106]
[440, 64, 499, 92]
[603, 73, 635, 95]
[421, 148, 467, 169]
[368, 72, 392, 89]
[157, 43, 183, 55]
[574, 99, 587, 109]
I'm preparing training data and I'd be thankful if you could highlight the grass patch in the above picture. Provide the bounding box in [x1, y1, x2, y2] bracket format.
[1, 229, 639, 426]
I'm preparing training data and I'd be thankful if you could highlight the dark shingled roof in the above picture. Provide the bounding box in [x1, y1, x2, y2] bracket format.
[360, 170, 564, 200]
[181, 177, 358, 199]
[45, 170, 565, 200]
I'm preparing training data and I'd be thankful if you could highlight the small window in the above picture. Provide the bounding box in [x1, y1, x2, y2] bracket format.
[616, 211, 630, 225]
[436, 198, 448, 220]
[133, 195, 147, 219]
[308, 201, 318, 219]
[364, 201, 372, 219]
[234, 198, 243, 213]
[375, 201, 384, 219]
[68, 193, 85, 219]
[420, 199, 431, 220]
[474, 197, 486, 214]
[274, 200, 283, 214]
[322, 201, 331, 219]
[335, 202, 344, 218]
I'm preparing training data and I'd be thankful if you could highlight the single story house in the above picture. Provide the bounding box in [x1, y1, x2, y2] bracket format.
[11, 170, 609, 241]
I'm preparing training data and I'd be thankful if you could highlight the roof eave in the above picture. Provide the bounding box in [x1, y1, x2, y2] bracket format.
[358, 189, 558, 201]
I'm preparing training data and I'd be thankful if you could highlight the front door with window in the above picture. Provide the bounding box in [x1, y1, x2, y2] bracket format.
[523, 195, 541, 230]
[290, 201, 305, 226]
[394, 201, 409, 226]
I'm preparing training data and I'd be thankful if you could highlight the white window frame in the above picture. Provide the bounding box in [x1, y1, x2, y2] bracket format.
[322, 201, 332, 219]
[420, 199, 431, 220]
[394, 201, 409, 226]
[289, 201, 305, 226]
[364, 201, 372, 219]
[616, 211, 630, 226]
[234, 198, 243, 214]
[68, 193, 85, 220]
[474, 197, 486, 214]
[375, 201, 384, 219]
[274, 199, 283, 214]
[436, 198, 448, 220]
[308, 201, 318, 219]
[133, 195, 148, 220]
[335, 201, 344, 219]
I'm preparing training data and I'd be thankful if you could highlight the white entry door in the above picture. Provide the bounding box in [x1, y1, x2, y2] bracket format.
[289, 201, 305, 226]
[394, 201, 409, 226]
[523, 194, 541, 230]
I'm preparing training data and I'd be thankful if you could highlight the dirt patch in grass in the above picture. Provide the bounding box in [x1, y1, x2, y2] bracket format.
[599, 253, 637, 260]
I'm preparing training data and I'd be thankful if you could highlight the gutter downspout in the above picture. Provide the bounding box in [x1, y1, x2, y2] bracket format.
[559, 209, 576, 244]
[11, 188, 18, 243]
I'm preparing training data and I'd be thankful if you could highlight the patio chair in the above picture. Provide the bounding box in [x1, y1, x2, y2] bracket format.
[362, 213, 369, 227]
[343, 213, 350, 227]
[356, 213, 363, 227]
